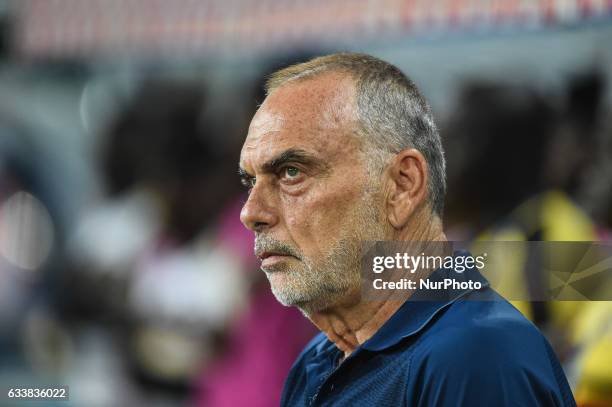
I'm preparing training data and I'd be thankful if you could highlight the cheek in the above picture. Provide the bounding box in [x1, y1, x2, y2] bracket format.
[281, 182, 365, 251]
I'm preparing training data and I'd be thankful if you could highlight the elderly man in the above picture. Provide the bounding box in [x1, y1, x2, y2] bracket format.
[239, 53, 575, 406]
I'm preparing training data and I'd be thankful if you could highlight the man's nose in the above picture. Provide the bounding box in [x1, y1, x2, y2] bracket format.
[240, 183, 278, 232]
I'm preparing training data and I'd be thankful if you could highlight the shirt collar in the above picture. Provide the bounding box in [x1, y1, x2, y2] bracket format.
[361, 250, 489, 352]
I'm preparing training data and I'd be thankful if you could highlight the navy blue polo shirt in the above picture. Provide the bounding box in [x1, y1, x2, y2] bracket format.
[280, 258, 576, 406]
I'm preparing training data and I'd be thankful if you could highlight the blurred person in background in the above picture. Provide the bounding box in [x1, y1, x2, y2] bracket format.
[443, 79, 598, 336]
[565, 74, 612, 407]
[65, 80, 247, 405]
[442, 73, 612, 406]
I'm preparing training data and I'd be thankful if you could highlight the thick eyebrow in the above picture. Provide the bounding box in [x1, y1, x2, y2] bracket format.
[238, 148, 327, 186]
[261, 148, 323, 174]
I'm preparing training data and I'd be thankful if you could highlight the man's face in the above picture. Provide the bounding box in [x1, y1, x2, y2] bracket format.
[239, 73, 387, 312]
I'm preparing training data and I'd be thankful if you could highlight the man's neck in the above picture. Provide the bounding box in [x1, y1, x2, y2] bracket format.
[305, 214, 447, 358]
[307, 295, 402, 357]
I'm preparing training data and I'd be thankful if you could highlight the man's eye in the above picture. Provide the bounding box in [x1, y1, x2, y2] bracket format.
[284, 166, 300, 178]
[241, 177, 256, 190]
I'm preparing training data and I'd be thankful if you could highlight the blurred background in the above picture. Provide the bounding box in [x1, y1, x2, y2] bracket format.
[0, 0, 611, 406]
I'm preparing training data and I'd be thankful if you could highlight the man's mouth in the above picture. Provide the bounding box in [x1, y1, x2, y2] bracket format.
[257, 251, 296, 268]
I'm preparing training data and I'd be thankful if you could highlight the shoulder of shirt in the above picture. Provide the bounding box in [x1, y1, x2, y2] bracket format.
[412, 290, 550, 369]
[403, 291, 575, 406]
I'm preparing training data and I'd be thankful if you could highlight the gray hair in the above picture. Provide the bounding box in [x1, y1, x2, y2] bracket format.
[266, 53, 446, 216]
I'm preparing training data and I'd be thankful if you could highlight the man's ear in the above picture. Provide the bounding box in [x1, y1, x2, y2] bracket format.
[386, 149, 428, 229]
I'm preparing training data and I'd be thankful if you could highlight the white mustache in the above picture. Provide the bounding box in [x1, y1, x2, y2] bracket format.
[254, 235, 301, 259]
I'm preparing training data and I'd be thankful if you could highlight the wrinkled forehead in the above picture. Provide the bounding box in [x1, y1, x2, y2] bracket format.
[240, 73, 360, 169]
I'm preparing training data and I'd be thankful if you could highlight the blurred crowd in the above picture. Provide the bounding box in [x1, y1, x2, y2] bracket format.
[1, 14, 612, 407]
[443, 72, 612, 407]
[0, 60, 321, 406]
